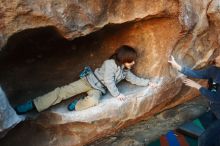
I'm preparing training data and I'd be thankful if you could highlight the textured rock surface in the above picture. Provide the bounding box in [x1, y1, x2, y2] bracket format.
[0, 0, 178, 49]
[89, 97, 208, 146]
[0, 0, 220, 146]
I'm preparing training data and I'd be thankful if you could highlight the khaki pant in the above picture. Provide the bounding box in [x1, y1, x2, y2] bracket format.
[33, 78, 102, 112]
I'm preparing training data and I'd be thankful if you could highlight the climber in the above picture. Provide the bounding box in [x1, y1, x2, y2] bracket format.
[15, 45, 158, 114]
[168, 55, 220, 146]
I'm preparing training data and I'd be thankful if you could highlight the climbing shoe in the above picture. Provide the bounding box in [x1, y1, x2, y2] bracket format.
[68, 99, 79, 111]
[15, 100, 34, 114]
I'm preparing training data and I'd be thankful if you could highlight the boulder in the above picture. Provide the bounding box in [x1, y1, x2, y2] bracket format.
[0, 0, 220, 146]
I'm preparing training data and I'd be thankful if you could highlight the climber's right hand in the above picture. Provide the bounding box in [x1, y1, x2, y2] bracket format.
[116, 93, 126, 101]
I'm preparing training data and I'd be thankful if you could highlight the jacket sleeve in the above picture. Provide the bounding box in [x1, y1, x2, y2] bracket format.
[125, 71, 149, 86]
[180, 66, 214, 79]
[199, 87, 220, 103]
[103, 60, 120, 97]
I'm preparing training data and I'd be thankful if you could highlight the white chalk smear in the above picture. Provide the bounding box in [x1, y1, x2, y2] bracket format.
[0, 86, 25, 137]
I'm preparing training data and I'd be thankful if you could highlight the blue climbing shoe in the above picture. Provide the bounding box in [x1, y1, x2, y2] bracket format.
[68, 99, 79, 111]
[15, 100, 34, 114]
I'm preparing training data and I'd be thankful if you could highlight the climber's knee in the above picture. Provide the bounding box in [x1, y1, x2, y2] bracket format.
[75, 96, 99, 111]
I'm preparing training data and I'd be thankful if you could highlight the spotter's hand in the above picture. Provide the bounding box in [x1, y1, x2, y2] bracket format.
[183, 78, 202, 90]
[168, 56, 182, 71]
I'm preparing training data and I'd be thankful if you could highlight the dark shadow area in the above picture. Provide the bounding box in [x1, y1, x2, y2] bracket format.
[0, 26, 74, 105]
[0, 26, 71, 62]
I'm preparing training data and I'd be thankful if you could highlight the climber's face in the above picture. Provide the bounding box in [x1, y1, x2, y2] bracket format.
[124, 61, 135, 69]
[214, 55, 220, 67]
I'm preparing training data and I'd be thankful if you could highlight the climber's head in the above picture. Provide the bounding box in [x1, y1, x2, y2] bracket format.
[110, 45, 137, 69]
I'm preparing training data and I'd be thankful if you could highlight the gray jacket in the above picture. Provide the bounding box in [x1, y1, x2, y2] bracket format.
[86, 59, 149, 97]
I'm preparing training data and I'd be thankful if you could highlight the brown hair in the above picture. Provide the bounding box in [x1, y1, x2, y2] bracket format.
[110, 45, 137, 66]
